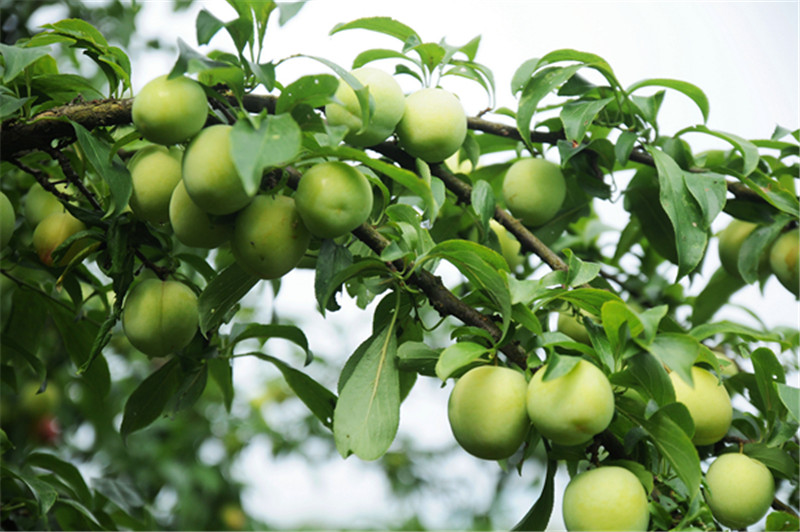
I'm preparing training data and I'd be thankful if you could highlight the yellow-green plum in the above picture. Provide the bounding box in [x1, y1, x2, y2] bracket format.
[132, 74, 207, 145]
[1, 191, 15, 249]
[489, 220, 523, 270]
[294, 161, 373, 239]
[182, 125, 254, 215]
[169, 180, 232, 248]
[128, 145, 183, 224]
[447, 365, 529, 460]
[526, 358, 614, 446]
[562, 466, 650, 531]
[502, 158, 566, 227]
[769, 228, 799, 297]
[122, 278, 198, 358]
[395, 88, 467, 163]
[232, 195, 310, 279]
[32, 212, 86, 266]
[24, 184, 66, 226]
[325, 67, 405, 147]
[705, 453, 775, 529]
[718, 219, 767, 279]
[557, 311, 593, 345]
[669, 366, 732, 446]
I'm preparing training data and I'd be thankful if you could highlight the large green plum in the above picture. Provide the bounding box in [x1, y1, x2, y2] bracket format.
[704, 453, 775, 529]
[717, 219, 767, 279]
[669, 366, 732, 445]
[447, 365, 529, 460]
[526, 358, 614, 446]
[325, 67, 405, 147]
[294, 161, 373, 239]
[395, 88, 467, 163]
[169, 180, 232, 248]
[0, 191, 15, 249]
[562, 466, 650, 531]
[128, 145, 183, 224]
[122, 278, 199, 358]
[231, 195, 310, 279]
[24, 183, 66, 226]
[502, 158, 566, 227]
[132, 74, 208, 145]
[769, 228, 799, 297]
[32, 212, 87, 266]
[182, 125, 254, 215]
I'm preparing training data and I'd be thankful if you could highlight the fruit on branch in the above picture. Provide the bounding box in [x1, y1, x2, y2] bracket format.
[122, 278, 199, 358]
[325, 67, 405, 147]
[132, 74, 208, 145]
[24, 183, 68, 226]
[668, 366, 732, 446]
[502, 158, 566, 227]
[294, 161, 373, 239]
[557, 311, 593, 345]
[562, 466, 650, 531]
[20, 381, 60, 417]
[128, 145, 183, 224]
[32, 211, 87, 266]
[526, 358, 614, 446]
[447, 365, 529, 460]
[0, 191, 15, 249]
[169, 180, 232, 248]
[489, 220, 523, 270]
[395, 88, 467, 163]
[704, 453, 775, 529]
[231, 194, 310, 279]
[182, 125, 255, 215]
[717, 219, 766, 279]
[769, 227, 799, 297]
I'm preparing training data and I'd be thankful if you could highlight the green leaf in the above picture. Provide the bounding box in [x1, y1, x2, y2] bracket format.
[644, 333, 700, 387]
[275, 73, 338, 114]
[41, 18, 108, 47]
[690, 267, 746, 326]
[352, 48, 419, 70]
[540, 351, 582, 381]
[3, 465, 58, 514]
[27, 452, 92, 504]
[470, 179, 495, 228]
[738, 169, 800, 216]
[198, 262, 259, 336]
[71, 121, 131, 218]
[120, 359, 181, 441]
[231, 323, 313, 366]
[208, 357, 234, 412]
[317, 257, 388, 315]
[627, 78, 709, 123]
[560, 97, 613, 143]
[512, 458, 557, 531]
[676, 125, 760, 176]
[615, 130, 639, 165]
[776, 383, 799, 421]
[330, 17, 421, 45]
[333, 319, 400, 460]
[314, 239, 353, 313]
[169, 38, 230, 78]
[621, 352, 675, 406]
[0, 43, 52, 83]
[766, 511, 800, 531]
[743, 443, 798, 480]
[517, 64, 583, 151]
[683, 172, 727, 229]
[689, 320, 782, 345]
[230, 114, 301, 195]
[750, 347, 785, 418]
[435, 341, 490, 381]
[196, 9, 225, 45]
[563, 249, 602, 287]
[397, 341, 439, 377]
[624, 168, 678, 264]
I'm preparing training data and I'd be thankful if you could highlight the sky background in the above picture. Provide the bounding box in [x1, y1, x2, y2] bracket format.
[31, 1, 800, 529]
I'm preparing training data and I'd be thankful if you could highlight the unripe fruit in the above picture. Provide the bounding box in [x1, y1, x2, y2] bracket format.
[128, 145, 183, 224]
[718, 219, 767, 279]
[705, 453, 774, 529]
[0, 191, 15, 249]
[447, 365, 529, 460]
[132, 74, 208, 145]
[169, 180, 232, 248]
[395, 88, 467, 163]
[182, 125, 254, 215]
[489, 220, 523, 270]
[232, 195, 310, 279]
[122, 279, 199, 358]
[325, 67, 405, 147]
[557, 311, 593, 345]
[562, 466, 650, 531]
[526, 359, 614, 446]
[24, 184, 65, 226]
[32, 212, 86, 266]
[669, 366, 732, 446]
[294, 161, 373, 239]
[503, 158, 566, 227]
[769, 228, 799, 297]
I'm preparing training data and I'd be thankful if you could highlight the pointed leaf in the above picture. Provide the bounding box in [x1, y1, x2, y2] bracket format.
[628, 78, 709, 123]
[230, 114, 301, 195]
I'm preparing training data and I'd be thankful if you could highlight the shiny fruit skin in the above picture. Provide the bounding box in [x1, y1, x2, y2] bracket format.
[128, 145, 183, 224]
[502, 158, 566, 227]
[132, 74, 207, 145]
[447, 365, 529, 460]
[0, 191, 15, 249]
[395, 88, 467, 163]
[705, 453, 775, 529]
[32, 212, 86, 266]
[182, 125, 254, 215]
[122, 279, 199, 358]
[325, 67, 405, 147]
[769, 228, 799, 297]
[669, 366, 732, 446]
[231, 195, 310, 279]
[294, 161, 373, 239]
[169, 180, 232, 248]
[562, 466, 650, 531]
[526, 359, 614, 446]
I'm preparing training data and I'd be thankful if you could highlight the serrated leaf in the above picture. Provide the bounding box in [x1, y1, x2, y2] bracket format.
[198, 262, 258, 336]
[230, 114, 301, 195]
[435, 341, 489, 381]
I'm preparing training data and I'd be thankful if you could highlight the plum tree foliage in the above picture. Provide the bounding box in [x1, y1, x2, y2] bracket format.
[0, 1, 798, 531]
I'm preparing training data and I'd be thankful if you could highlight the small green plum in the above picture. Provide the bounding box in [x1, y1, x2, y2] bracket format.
[669, 366, 732, 446]
[231, 195, 310, 279]
[769, 228, 799, 297]
[502, 158, 566, 227]
[489, 220, 523, 270]
[132, 74, 208, 145]
[717, 219, 767, 279]
[32, 212, 87, 267]
[128, 145, 183, 224]
[562, 466, 650, 531]
[526, 358, 614, 446]
[294, 161, 373, 239]
[705, 453, 775, 529]
[24, 184, 66, 226]
[122, 278, 199, 358]
[395, 88, 467, 163]
[557, 311, 593, 345]
[169, 180, 232, 248]
[447, 365, 529, 460]
[0, 191, 15, 249]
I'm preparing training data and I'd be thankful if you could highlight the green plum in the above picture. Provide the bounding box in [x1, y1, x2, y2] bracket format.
[769, 228, 799, 297]
[128, 145, 183, 224]
[489, 220, 523, 270]
[717, 219, 767, 279]
[169, 180, 232, 248]
[32, 212, 87, 267]
[395, 88, 467, 163]
[562, 466, 650, 531]
[669, 366, 732, 445]
[502, 158, 566, 227]
[705, 453, 774, 529]
[24, 183, 65, 226]
[0, 191, 15, 249]
[132, 74, 208, 145]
